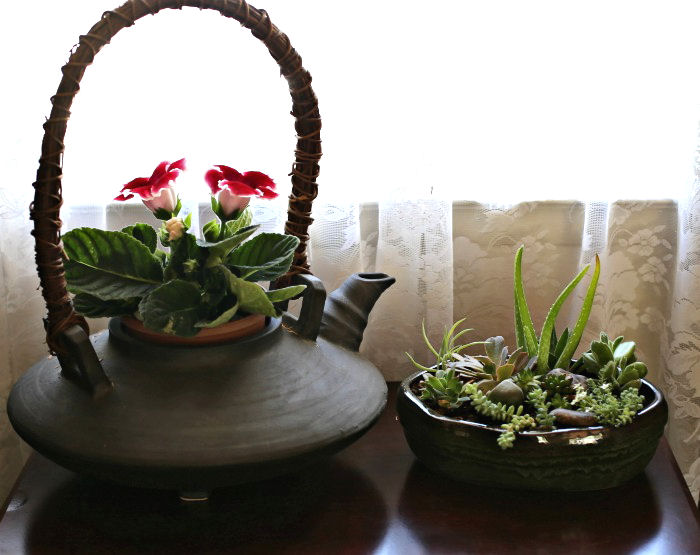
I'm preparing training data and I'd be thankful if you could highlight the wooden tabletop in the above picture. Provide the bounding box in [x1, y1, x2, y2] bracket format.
[1, 384, 698, 555]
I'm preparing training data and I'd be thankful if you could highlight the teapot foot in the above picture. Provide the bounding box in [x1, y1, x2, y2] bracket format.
[179, 490, 210, 502]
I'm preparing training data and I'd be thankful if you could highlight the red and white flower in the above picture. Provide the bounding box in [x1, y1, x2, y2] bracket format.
[205, 165, 278, 218]
[115, 158, 186, 214]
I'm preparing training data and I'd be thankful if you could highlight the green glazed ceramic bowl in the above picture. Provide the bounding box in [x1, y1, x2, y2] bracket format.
[397, 371, 668, 491]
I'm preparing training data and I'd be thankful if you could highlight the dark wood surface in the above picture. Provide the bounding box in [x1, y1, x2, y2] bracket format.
[1, 384, 698, 555]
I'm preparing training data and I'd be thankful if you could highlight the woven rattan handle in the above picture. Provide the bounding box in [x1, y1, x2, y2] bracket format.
[31, 0, 321, 354]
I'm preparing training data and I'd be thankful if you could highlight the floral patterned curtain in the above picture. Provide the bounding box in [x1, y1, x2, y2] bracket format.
[2, 0, 699, 507]
[305, 194, 700, 502]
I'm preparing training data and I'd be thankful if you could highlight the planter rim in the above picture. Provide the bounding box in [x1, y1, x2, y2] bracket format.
[399, 370, 664, 437]
[114, 314, 277, 348]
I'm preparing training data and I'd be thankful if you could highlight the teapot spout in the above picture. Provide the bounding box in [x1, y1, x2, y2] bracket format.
[319, 273, 395, 351]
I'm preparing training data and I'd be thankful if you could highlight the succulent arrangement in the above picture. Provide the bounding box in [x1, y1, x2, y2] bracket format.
[63, 159, 304, 337]
[406, 246, 648, 449]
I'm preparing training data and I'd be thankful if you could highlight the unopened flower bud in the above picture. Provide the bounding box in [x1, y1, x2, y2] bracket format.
[165, 217, 185, 241]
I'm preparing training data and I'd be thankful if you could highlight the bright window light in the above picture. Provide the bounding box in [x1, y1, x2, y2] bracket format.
[6, 0, 700, 206]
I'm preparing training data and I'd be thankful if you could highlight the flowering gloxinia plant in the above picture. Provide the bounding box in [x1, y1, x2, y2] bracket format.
[61, 160, 304, 337]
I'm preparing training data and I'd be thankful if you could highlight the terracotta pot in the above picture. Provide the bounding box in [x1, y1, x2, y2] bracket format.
[397, 371, 668, 491]
[120, 314, 266, 346]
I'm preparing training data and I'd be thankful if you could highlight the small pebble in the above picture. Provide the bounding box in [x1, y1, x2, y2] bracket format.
[549, 408, 597, 427]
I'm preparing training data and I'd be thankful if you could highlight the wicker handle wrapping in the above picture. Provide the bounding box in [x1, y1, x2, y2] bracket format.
[31, 0, 322, 355]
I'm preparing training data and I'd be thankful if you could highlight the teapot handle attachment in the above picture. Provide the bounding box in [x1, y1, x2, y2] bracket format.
[281, 274, 326, 341]
[57, 326, 112, 398]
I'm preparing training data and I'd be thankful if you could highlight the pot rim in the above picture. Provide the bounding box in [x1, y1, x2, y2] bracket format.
[399, 369, 664, 437]
[112, 314, 279, 348]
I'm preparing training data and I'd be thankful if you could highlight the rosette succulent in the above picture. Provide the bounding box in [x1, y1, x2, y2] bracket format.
[578, 333, 647, 390]
[63, 160, 303, 337]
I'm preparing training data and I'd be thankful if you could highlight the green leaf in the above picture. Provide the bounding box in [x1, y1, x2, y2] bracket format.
[164, 233, 202, 281]
[196, 301, 240, 329]
[405, 352, 435, 373]
[421, 320, 440, 359]
[621, 362, 647, 383]
[202, 219, 221, 242]
[223, 208, 253, 238]
[514, 246, 538, 357]
[121, 223, 157, 253]
[228, 233, 300, 281]
[536, 263, 590, 372]
[445, 318, 468, 349]
[266, 284, 306, 303]
[153, 208, 172, 221]
[514, 291, 525, 350]
[581, 352, 599, 372]
[553, 328, 569, 364]
[591, 341, 614, 365]
[223, 267, 279, 317]
[73, 293, 139, 318]
[63, 228, 163, 300]
[555, 255, 601, 369]
[485, 336, 505, 361]
[613, 341, 635, 363]
[139, 280, 203, 336]
[618, 364, 640, 386]
[496, 363, 515, 382]
[154, 249, 168, 267]
[198, 225, 259, 268]
[210, 196, 222, 220]
[600, 361, 616, 380]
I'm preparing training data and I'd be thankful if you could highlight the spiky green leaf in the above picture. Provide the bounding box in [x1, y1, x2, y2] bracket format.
[536, 263, 590, 372]
[514, 246, 538, 356]
[555, 255, 601, 369]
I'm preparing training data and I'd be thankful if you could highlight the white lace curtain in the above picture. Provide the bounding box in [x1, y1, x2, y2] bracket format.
[2, 0, 699, 503]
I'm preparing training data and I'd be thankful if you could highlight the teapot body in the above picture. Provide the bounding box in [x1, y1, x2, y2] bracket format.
[8, 317, 387, 493]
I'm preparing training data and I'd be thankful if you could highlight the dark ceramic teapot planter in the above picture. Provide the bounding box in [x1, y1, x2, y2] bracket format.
[9, 2, 398, 501]
[9, 273, 395, 499]
[397, 371, 668, 491]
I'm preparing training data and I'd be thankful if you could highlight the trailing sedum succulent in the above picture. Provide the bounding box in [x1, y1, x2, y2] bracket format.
[407, 248, 651, 450]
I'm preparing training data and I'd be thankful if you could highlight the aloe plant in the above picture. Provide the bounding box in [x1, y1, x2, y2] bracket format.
[514, 246, 600, 374]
